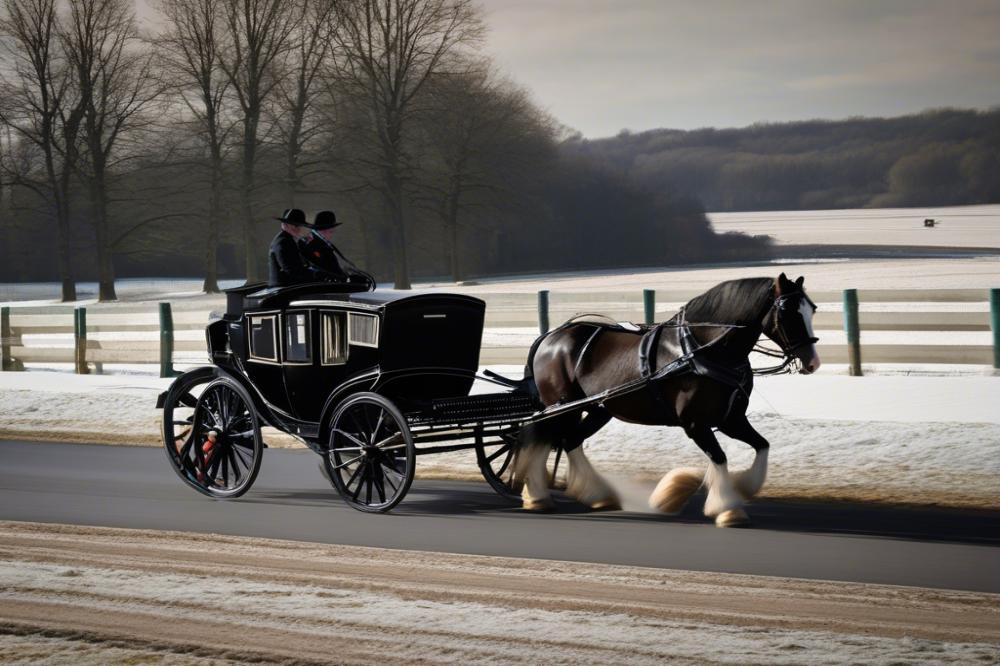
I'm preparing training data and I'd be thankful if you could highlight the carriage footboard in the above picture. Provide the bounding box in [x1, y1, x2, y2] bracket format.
[407, 391, 539, 428]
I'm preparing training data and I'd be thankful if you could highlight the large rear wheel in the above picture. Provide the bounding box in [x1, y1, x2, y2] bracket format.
[324, 392, 415, 513]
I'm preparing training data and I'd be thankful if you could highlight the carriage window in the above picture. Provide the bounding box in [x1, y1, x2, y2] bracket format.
[321, 312, 348, 365]
[248, 315, 277, 362]
[284, 312, 311, 364]
[348, 312, 379, 348]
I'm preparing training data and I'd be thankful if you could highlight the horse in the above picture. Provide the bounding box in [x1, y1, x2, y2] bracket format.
[515, 273, 820, 527]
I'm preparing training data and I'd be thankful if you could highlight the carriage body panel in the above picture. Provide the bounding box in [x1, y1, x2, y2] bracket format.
[209, 284, 486, 429]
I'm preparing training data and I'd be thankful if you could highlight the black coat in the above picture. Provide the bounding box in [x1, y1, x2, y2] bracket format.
[268, 230, 318, 287]
[301, 235, 347, 280]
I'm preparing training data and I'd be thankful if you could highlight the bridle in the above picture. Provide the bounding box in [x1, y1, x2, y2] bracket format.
[752, 292, 819, 375]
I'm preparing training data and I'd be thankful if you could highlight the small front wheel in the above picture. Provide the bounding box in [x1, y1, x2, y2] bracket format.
[324, 392, 415, 513]
[164, 375, 262, 499]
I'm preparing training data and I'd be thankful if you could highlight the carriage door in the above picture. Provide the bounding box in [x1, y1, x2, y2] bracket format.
[245, 311, 293, 414]
[281, 309, 336, 422]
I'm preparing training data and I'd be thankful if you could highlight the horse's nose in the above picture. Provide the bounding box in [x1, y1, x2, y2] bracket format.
[805, 353, 821, 374]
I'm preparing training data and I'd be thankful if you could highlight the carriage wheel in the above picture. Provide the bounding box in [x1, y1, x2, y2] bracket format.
[477, 435, 563, 499]
[163, 376, 262, 499]
[324, 392, 415, 513]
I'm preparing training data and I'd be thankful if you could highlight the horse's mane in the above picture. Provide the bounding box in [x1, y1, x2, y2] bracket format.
[683, 277, 775, 325]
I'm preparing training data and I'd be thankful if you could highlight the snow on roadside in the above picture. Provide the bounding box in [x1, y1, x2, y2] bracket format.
[1, 369, 998, 508]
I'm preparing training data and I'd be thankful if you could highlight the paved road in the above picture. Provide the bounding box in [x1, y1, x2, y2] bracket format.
[2, 440, 999, 593]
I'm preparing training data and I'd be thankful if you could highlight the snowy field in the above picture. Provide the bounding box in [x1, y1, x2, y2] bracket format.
[709, 204, 1000, 248]
[8, 256, 998, 302]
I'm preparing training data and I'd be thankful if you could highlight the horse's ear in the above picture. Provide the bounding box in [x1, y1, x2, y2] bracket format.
[795, 276, 804, 287]
[776, 272, 792, 293]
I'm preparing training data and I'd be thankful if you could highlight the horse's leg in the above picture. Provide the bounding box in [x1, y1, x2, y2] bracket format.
[688, 424, 748, 527]
[718, 412, 770, 500]
[563, 409, 620, 510]
[515, 423, 555, 512]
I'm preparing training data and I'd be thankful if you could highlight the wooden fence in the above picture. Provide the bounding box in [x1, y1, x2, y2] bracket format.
[1, 288, 998, 374]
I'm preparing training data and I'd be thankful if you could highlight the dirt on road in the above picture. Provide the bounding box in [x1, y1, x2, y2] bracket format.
[1, 521, 998, 665]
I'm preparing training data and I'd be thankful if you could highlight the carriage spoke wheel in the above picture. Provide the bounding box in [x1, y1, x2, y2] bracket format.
[477, 435, 564, 500]
[325, 393, 414, 513]
[163, 375, 262, 499]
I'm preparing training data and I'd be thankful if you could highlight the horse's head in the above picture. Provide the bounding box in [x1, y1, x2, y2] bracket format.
[764, 273, 821, 374]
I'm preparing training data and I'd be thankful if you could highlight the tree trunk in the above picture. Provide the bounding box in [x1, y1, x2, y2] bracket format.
[446, 192, 462, 283]
[56, 204, 77, 302]
[90, 176, 117, 302]
[387, 177, 411, 290]
[203, 158, 222, 293]
[241, 134, 261, 284]
[42, 142, 77, 302]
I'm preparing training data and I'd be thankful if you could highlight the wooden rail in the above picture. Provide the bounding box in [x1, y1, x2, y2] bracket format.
[1, 287, 997, 373]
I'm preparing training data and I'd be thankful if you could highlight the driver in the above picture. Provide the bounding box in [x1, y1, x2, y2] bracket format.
[268, 208, 323, 287]
[301, 210, 349, 282]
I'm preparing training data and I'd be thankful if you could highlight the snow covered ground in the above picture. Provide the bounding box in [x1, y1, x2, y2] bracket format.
[2, 368, 997, 508]
[4, 522, 996, 665]
[708, 204, 1000, 248]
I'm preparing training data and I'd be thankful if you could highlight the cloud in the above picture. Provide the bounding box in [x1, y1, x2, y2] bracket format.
[481, 0, 1000, 136]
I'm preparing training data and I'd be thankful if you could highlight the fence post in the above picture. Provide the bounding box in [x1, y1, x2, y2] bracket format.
[159, 302, 175, 378]
[990, 288, 1000, 370]
[74, 307, 88, 375]
[643, 289, 655, 325]
[537, 290, 550, 335]
[1, 306, 10, 371]
[842, 289, 862, 376]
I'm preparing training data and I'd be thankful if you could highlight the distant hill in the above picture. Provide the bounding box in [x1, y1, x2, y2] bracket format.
[562, 108, 1000, 212]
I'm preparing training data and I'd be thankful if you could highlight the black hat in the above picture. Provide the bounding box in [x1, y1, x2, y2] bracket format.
[312, 210, 341, 230]
[275, 208, 307, 226]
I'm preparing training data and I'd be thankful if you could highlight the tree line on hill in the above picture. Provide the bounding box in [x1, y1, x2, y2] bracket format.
[568, 108, 1000, 212]
[0, 0, 760, 302]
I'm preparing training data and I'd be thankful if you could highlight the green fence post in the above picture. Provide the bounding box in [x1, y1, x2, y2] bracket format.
[74, 307, 88, 375]
[990, 288, 1000, 370]
[1, 306, 10, 371]
[537, 290, 550, 335]
[643, 289, 655, 325]
[159, 302, 175, 378]
[842, 289, 862, 376]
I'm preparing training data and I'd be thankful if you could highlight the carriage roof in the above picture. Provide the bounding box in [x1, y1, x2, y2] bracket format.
[224, 282, 483, 318]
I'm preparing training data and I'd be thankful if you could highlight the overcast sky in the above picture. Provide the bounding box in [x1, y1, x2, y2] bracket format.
[481, 0, 1000, 137]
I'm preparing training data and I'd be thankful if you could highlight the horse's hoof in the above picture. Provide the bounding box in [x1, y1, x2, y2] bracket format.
[522, 497, 556, 513]
[649, 468, 703, 515]
[588, 497, 621, 511]
[715, 508, 750, 528]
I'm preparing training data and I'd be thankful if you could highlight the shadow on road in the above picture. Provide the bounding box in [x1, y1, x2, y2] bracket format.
[353, 481, 1000, 547]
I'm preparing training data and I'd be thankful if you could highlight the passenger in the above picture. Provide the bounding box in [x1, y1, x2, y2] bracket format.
[301, 210, 349, 282]
[268, 209, 321, 287]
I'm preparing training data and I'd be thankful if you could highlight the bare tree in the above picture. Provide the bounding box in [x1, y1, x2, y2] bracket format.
[157, 0, 234, 292]
[218, 0, 299, 283]
[419, 66, 555, 282]
[333, 0, 484, 289]
[272, 0, 338, 205]
[0, 0, 84, 301]
[61, 0, 162, 301]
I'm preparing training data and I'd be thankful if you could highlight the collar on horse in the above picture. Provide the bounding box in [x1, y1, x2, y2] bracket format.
[638, 308, 751, 390]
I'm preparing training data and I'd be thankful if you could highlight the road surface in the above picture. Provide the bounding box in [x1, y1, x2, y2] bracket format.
[2, 440, 998, 592]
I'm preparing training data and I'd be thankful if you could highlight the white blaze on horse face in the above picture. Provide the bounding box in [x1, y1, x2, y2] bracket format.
[798, 299, 821, 373]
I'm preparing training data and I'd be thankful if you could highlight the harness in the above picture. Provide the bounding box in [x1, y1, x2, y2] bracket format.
[521, 290, 817, 423]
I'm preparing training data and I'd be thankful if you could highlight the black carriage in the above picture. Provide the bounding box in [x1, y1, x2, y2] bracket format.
[158, 281, 539, 512]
